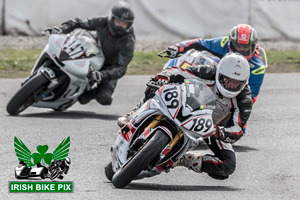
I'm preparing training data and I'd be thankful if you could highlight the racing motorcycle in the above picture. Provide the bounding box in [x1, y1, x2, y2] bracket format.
[6, 27, 105, 115]
[105, 77, 217, 188]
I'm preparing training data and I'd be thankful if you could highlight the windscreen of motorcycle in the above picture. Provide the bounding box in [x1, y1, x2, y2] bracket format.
[157, 79, 216, 138]
[180, 79, 216, 138]
[178, 49, 219, 69]
[186, 79, 216, 106]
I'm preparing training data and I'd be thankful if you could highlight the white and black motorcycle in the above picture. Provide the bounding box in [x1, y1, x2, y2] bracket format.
[105, 77, 217, 188]
[6, 27, 104, 115]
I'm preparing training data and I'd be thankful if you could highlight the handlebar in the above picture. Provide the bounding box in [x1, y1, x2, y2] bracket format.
[157, 50, 171, 58]
[146, 80, 161, 89]
[42, 26, 62, 36]
[157, 50, 181, 58]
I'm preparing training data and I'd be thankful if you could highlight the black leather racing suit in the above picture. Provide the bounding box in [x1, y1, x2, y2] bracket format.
[62, 17, 135, 105]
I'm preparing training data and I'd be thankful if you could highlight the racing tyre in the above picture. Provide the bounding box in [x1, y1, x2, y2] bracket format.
[105, 162, 114, 181]
[112, 130, 170, 188]
[6, 73, 50, 115]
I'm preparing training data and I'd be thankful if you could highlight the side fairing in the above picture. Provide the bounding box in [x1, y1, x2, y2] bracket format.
[111, 125, 173, 172]
[180, 111, 215, 138]
[62, 59, 90, 79]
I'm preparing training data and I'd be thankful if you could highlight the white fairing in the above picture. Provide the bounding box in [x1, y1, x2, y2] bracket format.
[154, 81, 216, 139]
[111, 79, 216, 174]
[163, 49, 219, 70]
[31, 29, 105, 110]
[48, 34, 67, 59]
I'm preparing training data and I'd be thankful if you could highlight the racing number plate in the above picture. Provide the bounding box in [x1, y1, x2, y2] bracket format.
[160, 85, 181, 119]
[181, 115, 214, 137]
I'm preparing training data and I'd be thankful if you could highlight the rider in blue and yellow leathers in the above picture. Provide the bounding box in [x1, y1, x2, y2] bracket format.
[166, 24, 266, 104]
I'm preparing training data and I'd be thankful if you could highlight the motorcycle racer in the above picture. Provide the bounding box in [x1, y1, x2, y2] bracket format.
[166, 24, 266, 104]
[118, 52, 252, 180]
[59, 1, 135, 105]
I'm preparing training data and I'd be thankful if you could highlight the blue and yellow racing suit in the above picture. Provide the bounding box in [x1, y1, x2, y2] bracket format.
[173, 36, 266, 103]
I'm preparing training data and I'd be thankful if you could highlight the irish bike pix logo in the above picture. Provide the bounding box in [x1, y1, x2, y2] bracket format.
[10, 136, 72, 193]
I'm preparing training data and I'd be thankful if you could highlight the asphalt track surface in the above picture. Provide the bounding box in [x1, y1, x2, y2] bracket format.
[1, 73, 300, 200]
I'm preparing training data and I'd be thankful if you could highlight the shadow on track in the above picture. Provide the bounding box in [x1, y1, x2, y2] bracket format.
[194, 141, 258, 153]
[7, 110, 119, 120]
[123, 182, 243, 191]
[232, 145, 258, 152]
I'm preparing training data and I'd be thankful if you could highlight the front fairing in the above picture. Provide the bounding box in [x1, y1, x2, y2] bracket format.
[111, 80, 217, 173]
[112, 122, 168, 172]
[150, 80, 216, 139]
[48, 29, 105, 78]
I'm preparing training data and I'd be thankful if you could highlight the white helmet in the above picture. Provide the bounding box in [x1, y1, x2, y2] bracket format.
[215, 53, 250, 98]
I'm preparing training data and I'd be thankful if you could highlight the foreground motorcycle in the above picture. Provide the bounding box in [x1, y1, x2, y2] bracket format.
[6, 27, 104, 115]
[105, 78, 217, 188]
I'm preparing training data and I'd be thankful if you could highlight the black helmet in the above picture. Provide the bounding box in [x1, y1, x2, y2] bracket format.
[108, 1, 134, 37]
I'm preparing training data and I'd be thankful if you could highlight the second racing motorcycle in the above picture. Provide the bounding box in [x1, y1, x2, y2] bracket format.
[6, 27, 104, 115]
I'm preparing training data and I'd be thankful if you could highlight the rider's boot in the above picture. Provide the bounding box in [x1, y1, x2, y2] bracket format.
[117, 110, 135, 128]
[117, 98, 144, 127]
[174, 152, 203, 173]
[117, 105, 140, 127]
[78, 89, 95, 105]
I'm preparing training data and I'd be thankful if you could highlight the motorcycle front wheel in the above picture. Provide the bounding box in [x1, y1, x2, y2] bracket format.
[104, 162, 114, 181]
[112, 130, 170, 188]
[6, 73, 50, 115]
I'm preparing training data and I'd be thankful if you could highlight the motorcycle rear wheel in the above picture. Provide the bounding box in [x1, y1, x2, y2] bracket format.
[112, 130, 170, 188]
[6, 73, 50, 115]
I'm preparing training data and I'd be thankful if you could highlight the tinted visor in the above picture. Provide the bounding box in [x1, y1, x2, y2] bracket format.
[219, 74, 246, 92]
[230, 40, 255, 57]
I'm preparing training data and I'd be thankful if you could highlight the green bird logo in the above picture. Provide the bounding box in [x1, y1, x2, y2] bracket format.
[14, 136, 70, 167]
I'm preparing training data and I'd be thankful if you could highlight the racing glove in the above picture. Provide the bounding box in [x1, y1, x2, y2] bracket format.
[166, 44, 180, 58]
[47, 26, 62, 35]
[90, 71, 102, 83]
[144, 74, 170, 101]
[60, 18, 80, 34]
[212, 125, 225, 141]
[155, 74, 170, 86]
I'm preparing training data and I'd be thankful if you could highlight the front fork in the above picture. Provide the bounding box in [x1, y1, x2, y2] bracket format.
[147, 114, 184, 148]
[22, 61, 56, 87]
[146, 114, 184, 170]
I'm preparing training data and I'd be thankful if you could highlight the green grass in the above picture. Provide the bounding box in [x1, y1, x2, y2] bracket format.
[0, 48, 41, 78]
[0, 48, 299, 78]
[264, 51, 300, 73]
[127, 51, 170, 75]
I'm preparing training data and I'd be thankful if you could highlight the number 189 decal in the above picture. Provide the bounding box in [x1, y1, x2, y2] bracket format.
[161, 85, 181, 119]
[181, 115, 213, 137]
